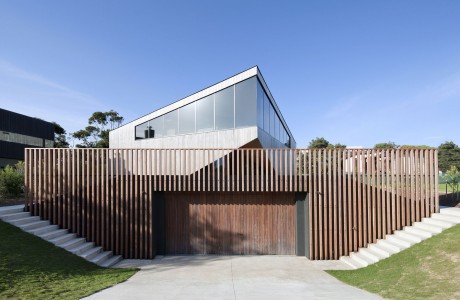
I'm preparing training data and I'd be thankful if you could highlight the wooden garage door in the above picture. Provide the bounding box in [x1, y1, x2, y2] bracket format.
[164, 192, 295, 255]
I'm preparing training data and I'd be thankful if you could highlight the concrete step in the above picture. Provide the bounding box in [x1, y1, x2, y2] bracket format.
[386, 235, 412, 248]
[60, 238, 86, 250]
[0, 205, 24, 216]
[350, 252, 373, 266]
[80, 247, 103, 260]
[368, 244, 391, 258]
[377, 239, 403, 252]
[422, 217, 455, 229]
[39, 228, 68, 240]
[0, 211, 31, 221]
[49, 233, 77, 245]
[404, 226, 432, 239]
[90, 251, 113, 265]
[394, 230, 422, 243]
[18, 220, 50, 230]
[9, 216, 41, 226]
[99, 255, 122, 268]
[359, 248, 383, 262]
[28, 224, 59, 235]
[432, 213, 460, 224]
[69, 242, 94, 255]
[339, 256, 364, 269]
[440, 208, 460, 218]
[413, 222, 443, 234]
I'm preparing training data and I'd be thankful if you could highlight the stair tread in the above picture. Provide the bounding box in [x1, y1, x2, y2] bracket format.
[99, 255, 122, 268]
[26, 225, 59, 236]
[0, 212, 31, 220]
[60, 238, 85, 248]
[39, 228, 67, 239]
[90, 251, 112, 263]
[69, 241, 94, 252]
[18, 220, 49, 228]
[340, 256, 364, 269]
[49, 233, 77, 244]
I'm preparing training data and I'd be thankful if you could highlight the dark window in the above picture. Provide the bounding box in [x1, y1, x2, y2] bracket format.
[164, 110, 178, 137]
[235, 77, 257, 128]
[150, 116, 164, 138]
[215, 86, 234, 130]
[135, 121, 150, 140]
[257, 82, 264, 129]
[263, 93, 270, 132]
[196, 95, 214, 132]
[179, 102, 195, 134]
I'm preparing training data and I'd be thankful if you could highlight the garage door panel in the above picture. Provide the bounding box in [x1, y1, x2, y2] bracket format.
[165, 192, 295, 255]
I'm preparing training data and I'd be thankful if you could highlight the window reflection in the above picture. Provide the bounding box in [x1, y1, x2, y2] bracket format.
[133, 75, 292, 148]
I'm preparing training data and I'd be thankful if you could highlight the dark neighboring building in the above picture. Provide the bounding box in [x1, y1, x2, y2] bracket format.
[0, 108, 54, 169]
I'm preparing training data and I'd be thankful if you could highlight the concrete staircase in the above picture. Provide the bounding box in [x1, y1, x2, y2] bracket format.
[0, 205, 122, 268]
[340, 207, 460, 269]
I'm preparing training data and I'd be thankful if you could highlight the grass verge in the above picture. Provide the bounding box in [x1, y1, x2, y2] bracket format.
[0, 220, 137, 299]
[328, 224, 460, 300]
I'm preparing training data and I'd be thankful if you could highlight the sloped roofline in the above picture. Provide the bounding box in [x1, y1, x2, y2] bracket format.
[114, 66, 296, 144]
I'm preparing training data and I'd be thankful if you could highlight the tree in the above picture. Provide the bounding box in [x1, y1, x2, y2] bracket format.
[374, 141, 398, 149]
[308, 137, 346, 149]
[438, 141, 460, 173]
[308, 137, 330, 148]
[333, 143, 347, 149]
[445, 165, 459, 198]
[399, 145, 434, 149]
[72, 111, 124, 148]
[52, 122, 69, 148]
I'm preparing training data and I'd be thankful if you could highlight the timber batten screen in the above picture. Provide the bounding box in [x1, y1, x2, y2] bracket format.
[24, 148, 438, 259]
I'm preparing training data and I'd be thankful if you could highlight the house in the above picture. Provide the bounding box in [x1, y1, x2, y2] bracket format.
[107, 66, 303, 256]
[0, 108, 54, 169]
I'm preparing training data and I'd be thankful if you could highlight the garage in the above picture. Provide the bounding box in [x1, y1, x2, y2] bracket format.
[162, 192, 296, 255]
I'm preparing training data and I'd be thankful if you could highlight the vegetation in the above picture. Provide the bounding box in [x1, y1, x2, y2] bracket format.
[72, 110, 124, 148]
[399, 145, 434, 149]
[444, 166, 459, 197]
[308, 137, 346, 149]
[374, 141, 398, 149]
[328, 224, 460, 300]
[438, 141, 460, 173]
[52, 121, 70, 148]
[0, 161, 24, 199]
[0, 220, 137, 299]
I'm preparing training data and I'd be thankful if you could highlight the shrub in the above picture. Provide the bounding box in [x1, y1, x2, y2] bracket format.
[0, 161, 24, 199]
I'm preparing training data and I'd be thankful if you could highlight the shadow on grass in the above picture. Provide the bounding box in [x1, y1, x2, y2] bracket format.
[0, 220, 137, 300]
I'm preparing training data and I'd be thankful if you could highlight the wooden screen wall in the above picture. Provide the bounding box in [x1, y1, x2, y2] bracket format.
[24, 148, 438, 260]
[307, 149, 439, 259]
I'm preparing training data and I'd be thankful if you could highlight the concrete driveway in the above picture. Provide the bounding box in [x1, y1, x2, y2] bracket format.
[85, 256, 382, 300]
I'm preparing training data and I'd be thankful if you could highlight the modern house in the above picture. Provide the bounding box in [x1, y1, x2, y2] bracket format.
[0, 108, 54, 169]
[110, 66, 296, 150]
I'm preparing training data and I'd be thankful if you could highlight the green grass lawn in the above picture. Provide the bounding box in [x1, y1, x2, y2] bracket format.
[0, 220, 137, 299]
[328, 224, 460, 300]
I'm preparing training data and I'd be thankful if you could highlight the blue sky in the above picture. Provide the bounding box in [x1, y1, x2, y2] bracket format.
[0, 0, 459, 148]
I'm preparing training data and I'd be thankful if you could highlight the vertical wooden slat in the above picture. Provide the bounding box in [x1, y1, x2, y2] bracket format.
[429, 150, 434, 214]
[352, 149, 358, 251]
[327, 149, 332, 258]
[356, 149, 362, 248]
[420, 150, 425, 219]
[410, 149, 415, 223]
[365, 150, 371, 246]
[313, 150, 318, 259]
[308, 150, 313, 258]
[94, 149, 99, 245]
[370, 149, 376, 243]
[332, 149, 338, 259]
[395, 150, 401, 230]
[375, 150, 381, 239]
[318, 150, 323, 259]
[386, 149, 391, 235]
